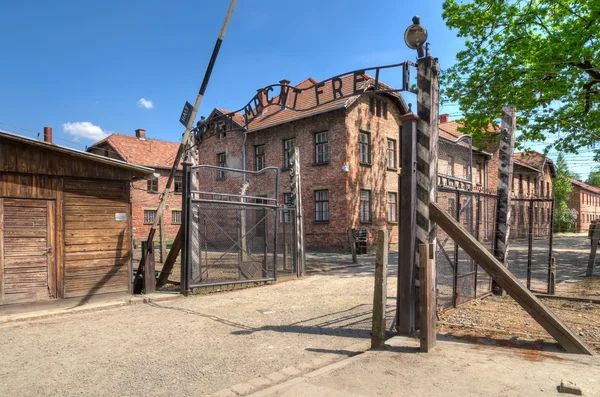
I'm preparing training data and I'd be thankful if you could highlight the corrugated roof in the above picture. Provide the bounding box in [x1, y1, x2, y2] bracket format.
[0, 129, 154, 174]
[89, 133, 181, 169]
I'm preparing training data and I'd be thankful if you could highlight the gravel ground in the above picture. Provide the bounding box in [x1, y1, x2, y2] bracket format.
[0, 263, 396, 397]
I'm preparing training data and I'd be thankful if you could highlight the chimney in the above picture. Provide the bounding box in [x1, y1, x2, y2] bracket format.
[43, 127, 53, 144]
[256, 88, 267, 106]
[439, 114, 449, 124]
[135, 129, 146, 140]
[279, 79, 290, 86]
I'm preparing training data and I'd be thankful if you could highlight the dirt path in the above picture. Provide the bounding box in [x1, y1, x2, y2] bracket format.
[0, 263, 396, 397]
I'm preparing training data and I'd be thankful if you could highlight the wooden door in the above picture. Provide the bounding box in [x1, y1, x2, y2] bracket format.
[0, 199, 55, 305]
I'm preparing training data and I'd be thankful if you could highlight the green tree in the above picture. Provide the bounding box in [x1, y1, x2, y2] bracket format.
[441, 0, 600, 155]
[552, 152, 576, 232]
[586, 166, 600, 187]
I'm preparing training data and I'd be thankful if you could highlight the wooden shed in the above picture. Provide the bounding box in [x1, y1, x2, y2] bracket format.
[0, 129, 153, 305]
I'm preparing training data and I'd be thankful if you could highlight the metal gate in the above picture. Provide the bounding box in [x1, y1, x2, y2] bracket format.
[181, 164, 286, 289]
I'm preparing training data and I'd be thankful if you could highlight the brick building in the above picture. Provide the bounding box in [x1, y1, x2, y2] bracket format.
[510, 152, 555, 238]
[569, 179, 600, 231]
[88, 129, 182, 240]
[436, 117, 555, 240]
[197, 76, 409, 248]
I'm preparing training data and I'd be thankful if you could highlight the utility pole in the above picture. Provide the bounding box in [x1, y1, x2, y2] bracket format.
[137, 0, 238, 293]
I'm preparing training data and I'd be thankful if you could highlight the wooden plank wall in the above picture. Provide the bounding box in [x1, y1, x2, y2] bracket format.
[0, 172, 132, 302]
[0, 139, 135, 180]
[63, 179, 131, 298]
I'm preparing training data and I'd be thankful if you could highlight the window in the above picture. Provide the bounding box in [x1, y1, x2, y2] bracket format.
[475, 163, 482, 185]
[283, 139, 295, 169]
[172, 210, 182, 225]
[314, 190, 329, 222]
[359, 190, 371, 222]
[387, 139, 396, 169]
[518, 174, 523, 195]
[282, 193, 294, 223]
[387, 192, 397, 222]
[369, 97, 375, 115]
[383, 102, 388, 119]
[315, 132, 329, 164]
[174, 175, 183, 193]
[217, 152, 226, 179]
[547, 181, 550, 196]
[359, 131, 370, 164]
[147, 178, 158, 193]
[369, 98, 386, 118]
[540, 180, 544, 197]
[144, 210, 157, 225]
[527, 176, 531, 195]
[376, 99, 382, 117]
[255, 145, 265, 171]
[511, 205, 516, 225]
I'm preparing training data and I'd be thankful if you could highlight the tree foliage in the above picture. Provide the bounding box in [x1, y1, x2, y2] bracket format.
[553, 152, 577, 232]
[586, 165, 600, 187]
[441, 0, 600, 155]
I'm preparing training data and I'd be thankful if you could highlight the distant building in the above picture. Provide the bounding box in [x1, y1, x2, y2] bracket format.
[88, 129, 182, 240]
[568, 179, 600, 232]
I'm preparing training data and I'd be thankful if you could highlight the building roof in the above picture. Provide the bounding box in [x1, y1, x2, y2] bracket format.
[438, 120, 497, 156]
[513, 151, 556, 177]
[89, 133, 181, 170]
[207, 74, 409, 133]
[0, 129, 154, 175]
[571, 179, 600, 194]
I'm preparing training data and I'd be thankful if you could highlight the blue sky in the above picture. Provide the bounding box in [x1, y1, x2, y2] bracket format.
[0, 0, 594, 178]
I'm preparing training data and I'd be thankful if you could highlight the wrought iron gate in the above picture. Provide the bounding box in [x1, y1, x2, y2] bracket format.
[181, 163, 288, 289]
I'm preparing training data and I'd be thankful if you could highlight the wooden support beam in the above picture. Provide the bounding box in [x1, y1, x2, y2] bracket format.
[372, 230, 388, 349]
[430, 202, 594, 355]
[143, 241, 156, 294]
[587, 225, 600, 277]
[419, 243, 436, 353]
[156, 226, 182, 287]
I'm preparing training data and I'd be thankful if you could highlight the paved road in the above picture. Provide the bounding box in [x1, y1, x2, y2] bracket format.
[0, 263, 395, 397]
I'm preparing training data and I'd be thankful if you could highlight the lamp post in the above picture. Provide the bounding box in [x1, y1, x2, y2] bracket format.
[397, 16, 440, 334]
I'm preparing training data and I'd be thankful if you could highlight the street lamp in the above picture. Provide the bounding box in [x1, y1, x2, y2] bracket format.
[404, 15, 428, 58]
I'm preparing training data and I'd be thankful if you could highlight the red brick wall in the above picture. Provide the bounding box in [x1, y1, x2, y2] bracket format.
[570, 185, 600, 232]
[196, 94, 406, 249]
[130, 169, 183, 241]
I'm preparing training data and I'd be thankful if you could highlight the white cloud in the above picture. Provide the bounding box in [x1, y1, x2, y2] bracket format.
[137, 98, 154, 109]
[62, 122, 109, 141]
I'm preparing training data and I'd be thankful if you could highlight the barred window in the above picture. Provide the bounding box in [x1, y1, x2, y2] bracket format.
[359, 131, 370, 164]
[255, 145, 265, 171]
[315, 132, 329, 164]
[387, 139, 396, 169]
[174, 176, 183, 193]
[172, 210, 182, 225]
[147, 179, 158, 193]
[217, 152, 226, 179]
[283, 139, 296, 169]
[387, 192, 397, 222]
[144, 210, 157, 225]
[360, 190, 371, 222]
[315, 190, 329, 222]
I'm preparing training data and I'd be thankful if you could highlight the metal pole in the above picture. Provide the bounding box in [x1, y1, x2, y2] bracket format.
[273, 169, 280, 280]
[547, 198, 555, 289]
[474, 194, 481, 297]
[527, 199, 534, 290]
[180, 152, 194, 296]
[453, 190, 460, 307]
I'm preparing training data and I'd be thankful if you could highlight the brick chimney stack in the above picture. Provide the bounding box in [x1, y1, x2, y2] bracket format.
[256, 88, 267, 106]
[279, 79, 290, 86]
[439, 114, 449, 124]
[43, 127, 53, 144]
[135, 129, 146, 140]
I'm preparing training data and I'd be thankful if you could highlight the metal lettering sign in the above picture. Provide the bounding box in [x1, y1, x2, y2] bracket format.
[196, 62, 415, 140]
[179, 101, 193, 127]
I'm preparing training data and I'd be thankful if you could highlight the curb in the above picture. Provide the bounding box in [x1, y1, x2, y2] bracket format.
[0, 293, 181, 325]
